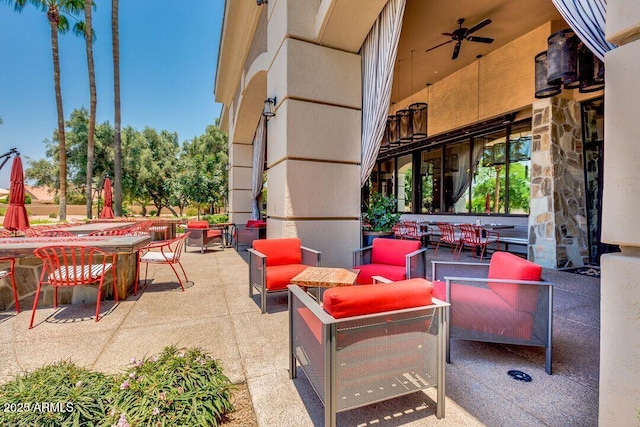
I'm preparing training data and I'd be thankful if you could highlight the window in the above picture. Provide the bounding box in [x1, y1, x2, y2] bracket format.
[396, 154, 412, 212]
[420, 148, 441, 213]
[369, 120, 532, 216]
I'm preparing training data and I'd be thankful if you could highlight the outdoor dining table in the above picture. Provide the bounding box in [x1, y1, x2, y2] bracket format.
[0, 235, 152, 303]
[47, 221, 134, 236]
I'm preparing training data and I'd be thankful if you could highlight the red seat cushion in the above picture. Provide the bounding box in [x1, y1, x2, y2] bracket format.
[323, 278, 433, 319]
[370, 238, 420, 266]
[487, 252, 542, 313]
[187, 220, 209, 229]
[353, 263, 406, 285]
[433, 280, 534, 340]
[265, 264, 309, 291]
[206, 230, 222, 238]
[247, 220, 266, 228]
[253, 238, 302, 266]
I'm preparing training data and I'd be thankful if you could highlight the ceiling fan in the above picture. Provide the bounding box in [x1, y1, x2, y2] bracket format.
[425, 18, 495, 60]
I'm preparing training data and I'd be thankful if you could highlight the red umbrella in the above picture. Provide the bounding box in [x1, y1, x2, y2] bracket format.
[99, 177, 115, 219]
[3, 156, 30, 231]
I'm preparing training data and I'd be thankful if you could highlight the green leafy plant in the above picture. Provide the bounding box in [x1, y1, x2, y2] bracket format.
[0, 361, 112, 427]
[202, 213, 229, 224]
[362, 193, 401, 232]
[105, 346, 234, 427]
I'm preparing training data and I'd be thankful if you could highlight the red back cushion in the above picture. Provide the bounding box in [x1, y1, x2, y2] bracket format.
[370, 238, 421, 266]
[323, 278, 433, 319]
[247, 220, 266, 228]
[487, 251, 542, 313]
[253, 238, 302, 266]
[187, 220, 209, 229]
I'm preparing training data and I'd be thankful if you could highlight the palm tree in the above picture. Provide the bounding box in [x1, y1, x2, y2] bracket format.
[112, 0, 122, 216]
[76, 0, 97, 218]
[7, 0, 84, 220]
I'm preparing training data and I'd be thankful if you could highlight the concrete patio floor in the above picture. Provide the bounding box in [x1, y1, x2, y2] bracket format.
[0, 245, 600, 426]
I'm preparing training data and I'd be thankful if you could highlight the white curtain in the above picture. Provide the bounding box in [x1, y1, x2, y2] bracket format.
[551, 0, 616, 61]
[251, 116, 266, 220]
[360, 0, 407, 187]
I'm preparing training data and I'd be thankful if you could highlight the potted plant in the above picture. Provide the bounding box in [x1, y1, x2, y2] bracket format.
[361, 193, 402, 246]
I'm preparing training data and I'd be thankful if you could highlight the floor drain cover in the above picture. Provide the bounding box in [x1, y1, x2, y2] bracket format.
[507, 370, 532, 382]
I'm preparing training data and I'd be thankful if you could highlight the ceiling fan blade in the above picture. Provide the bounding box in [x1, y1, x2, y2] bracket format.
[467, 18, 492, 35]
[467, 36, 494, 44]
[452, 41, 462, 60]
[425, 39, 454, 53]
[442, 32, 454, 37]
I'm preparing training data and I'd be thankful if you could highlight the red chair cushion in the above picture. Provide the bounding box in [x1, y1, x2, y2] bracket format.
[487, 252, 542, 313]
[265, 264, 309, 291]
[253, 238, 302, 267]
[247, 220, 266, 228]
[206, 230, 222, 238]
[323, 278, 433, 319]
[353, 263, 406, 285]
[187, 220, 209, 229]
[433, 280, 533, 340]
[370, 238, 420, 266]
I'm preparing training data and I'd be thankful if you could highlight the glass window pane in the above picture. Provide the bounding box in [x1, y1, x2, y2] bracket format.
[444, 142, 470, 213]
[397, 154, 412, 212]
[508, 124, 531, 214]
[472, 130, 507, 214]
[379, 159, 394, 199]
[420, 148, 442, 213]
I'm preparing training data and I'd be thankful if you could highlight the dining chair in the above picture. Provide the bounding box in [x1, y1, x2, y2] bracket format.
[458, 223, 500, 260]
[136, 232, 190, 293]
[0, 257, 21, 312]
[30, 246, 117, 328]
[39, 230, 74, 237]
[434, 222, 463, 257]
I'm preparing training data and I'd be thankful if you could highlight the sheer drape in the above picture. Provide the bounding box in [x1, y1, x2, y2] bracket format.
[360, 0, 406, 187]
[251, 116, 266, 220]
[451, 150, 471, 206]
[551, 0, 615, 61]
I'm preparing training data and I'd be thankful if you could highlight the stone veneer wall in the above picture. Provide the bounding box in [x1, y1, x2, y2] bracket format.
[530, 97, 589, 268]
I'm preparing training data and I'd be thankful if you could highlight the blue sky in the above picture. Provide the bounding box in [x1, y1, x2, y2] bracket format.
[0, 0, 224, 188]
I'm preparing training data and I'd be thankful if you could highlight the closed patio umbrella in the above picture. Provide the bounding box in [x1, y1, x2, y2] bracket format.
[3, 156, 30, 231]
[99, 177, 114, 219]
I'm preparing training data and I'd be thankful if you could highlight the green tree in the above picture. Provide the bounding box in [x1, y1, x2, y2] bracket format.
[6, 0, 85, 220]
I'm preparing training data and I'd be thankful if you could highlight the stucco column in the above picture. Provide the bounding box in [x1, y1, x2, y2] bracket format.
[228, 142, 253, 226]
[600, 2, 640, 424]
[265, 3, 362, 267]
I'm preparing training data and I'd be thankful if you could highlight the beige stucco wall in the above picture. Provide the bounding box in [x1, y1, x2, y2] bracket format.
[600, 1, 640, 423]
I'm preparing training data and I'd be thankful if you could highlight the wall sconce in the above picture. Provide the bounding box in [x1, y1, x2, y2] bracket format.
[256, 0, 267, 5]
[263, 97, 276, 118]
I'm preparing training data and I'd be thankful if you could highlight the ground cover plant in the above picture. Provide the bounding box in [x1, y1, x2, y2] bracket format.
[0, 346, 235, 427]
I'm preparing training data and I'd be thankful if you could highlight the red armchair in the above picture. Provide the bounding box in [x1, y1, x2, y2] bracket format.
[248, 237, 320, 313]
[233, 220, 266, 250]
[352, 237, 427, 284]
[288, 278, 448, 425]
[185, 220, 223, 253]
[432, 251, 554, 374]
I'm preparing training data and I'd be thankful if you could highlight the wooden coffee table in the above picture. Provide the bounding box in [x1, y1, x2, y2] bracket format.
[291, 267, 358, 293]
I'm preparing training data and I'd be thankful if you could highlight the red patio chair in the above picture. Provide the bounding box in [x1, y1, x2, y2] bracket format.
[458, 223, 500, 260]
[0, 257, 20, 312]
[39, 230, 74, 237]
[136, 232, 190, 293]
[434, 223, 463, 257]
[149, 219, 169, 241]
[30, 246, 117, 328]
[352, 237, 427, 284]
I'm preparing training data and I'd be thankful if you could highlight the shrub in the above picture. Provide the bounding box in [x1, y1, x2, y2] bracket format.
[149, 209, 157, 216]
[48, 212, 58, 218]
[202, 213, 229, 224]
[105, 346, 234, 427]
[185, 207, 198, 216]
[0, 361, 112, 427]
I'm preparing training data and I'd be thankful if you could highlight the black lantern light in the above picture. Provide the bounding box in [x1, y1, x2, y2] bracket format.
[409, 102, 428, 140]
[547, 29, 580, 88]
[578, 44, 605, 93]
[263, 97, 276, 118]
[534, 51, 561, 99]
[397, 109, 413, 142]
[387, 115, 401, 146]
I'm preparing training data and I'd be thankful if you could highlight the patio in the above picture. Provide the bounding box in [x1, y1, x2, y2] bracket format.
[0, 247, 599, 426]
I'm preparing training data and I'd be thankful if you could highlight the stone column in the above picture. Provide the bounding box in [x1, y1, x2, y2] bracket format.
[228, 143, 254, 226]
[600, 2, 640, 424]
[264, 1, 362, 267]
[530, 98, 588, 268]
